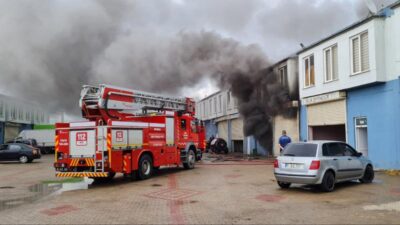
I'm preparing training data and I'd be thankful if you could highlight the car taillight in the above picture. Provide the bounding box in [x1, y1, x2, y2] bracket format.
[274, 159, 279, 168]
[309, 160, 320, 170]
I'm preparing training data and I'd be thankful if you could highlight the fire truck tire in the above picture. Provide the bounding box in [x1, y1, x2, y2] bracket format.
[137, 154, 153, 180]
[183, 150, 195, 169]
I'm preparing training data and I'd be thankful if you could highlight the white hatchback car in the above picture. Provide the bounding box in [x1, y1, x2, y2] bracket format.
[274, 141, 374, 192]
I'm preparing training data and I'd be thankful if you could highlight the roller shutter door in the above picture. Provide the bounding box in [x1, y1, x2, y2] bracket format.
[307, 100, 346, 126]
[231, 119, 244, 140]
[4, 123, 20, 142]
[217, 121, 228, 141]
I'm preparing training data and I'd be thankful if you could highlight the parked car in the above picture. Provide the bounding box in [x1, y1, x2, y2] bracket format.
[7, 138, 38, 148]
[0, 143, 41, 163]
[274, 141, 374, 192]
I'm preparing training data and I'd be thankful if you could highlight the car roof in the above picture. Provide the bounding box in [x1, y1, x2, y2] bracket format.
[5, 143, 30, 147]
[291, 140, 347, 145]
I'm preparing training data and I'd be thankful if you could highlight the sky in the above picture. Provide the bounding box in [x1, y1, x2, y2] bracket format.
[0, 0, 396, 121]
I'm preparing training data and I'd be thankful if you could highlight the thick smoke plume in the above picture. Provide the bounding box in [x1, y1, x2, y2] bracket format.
[0, 0, 391, 150]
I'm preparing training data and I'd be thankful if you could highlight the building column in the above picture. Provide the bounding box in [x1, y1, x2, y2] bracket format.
[0, 122, 4, 144]
[227, 119, 232, 151]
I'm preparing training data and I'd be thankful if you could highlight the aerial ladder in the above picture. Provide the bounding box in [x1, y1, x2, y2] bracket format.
[79, 84, 196, 123]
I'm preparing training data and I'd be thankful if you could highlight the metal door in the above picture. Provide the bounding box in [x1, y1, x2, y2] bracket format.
[69, 129, 96, 157]
[342, 143, 364, 177]
[325, 143, 349, 179]
[355, 117, 368, 156]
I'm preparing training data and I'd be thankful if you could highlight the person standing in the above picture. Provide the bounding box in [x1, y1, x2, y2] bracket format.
[279, 130, 291, 152]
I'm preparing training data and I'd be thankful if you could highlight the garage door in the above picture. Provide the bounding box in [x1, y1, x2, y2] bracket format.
[231, 118, 244, 140]
[5, 123, 20, 142]
[217, 121, 228, 141]
[308, 100, 346, 126]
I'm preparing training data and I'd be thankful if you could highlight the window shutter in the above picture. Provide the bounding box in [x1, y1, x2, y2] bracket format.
[310, 55, 315, 85]
[352, 37, 360, 73]
[361, 32, 369, 71]
[332, 45, 338, 80]
[325, 49, 331, 81]
[304, 58, 309, 86]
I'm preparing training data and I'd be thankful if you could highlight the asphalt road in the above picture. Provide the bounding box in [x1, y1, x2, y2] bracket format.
[0, 154, 399, 224]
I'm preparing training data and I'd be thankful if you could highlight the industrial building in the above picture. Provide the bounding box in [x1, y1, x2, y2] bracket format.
[0, 94, 49, 144]
[196, 57, 300, 156]
[298, 2, 400, 169]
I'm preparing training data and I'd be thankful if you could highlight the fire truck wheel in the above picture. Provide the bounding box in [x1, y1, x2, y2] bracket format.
[137, 154, 153, 180]
[183, 150, 195, 169]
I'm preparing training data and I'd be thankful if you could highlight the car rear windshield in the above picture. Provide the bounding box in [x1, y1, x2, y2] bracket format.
[282, 143, 318, 157]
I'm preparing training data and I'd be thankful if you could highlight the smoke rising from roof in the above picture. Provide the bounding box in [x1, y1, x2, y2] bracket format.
[0, 0, 394, 149]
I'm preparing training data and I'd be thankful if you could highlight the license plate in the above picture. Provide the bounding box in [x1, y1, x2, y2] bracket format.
[285, 163, 304, 169]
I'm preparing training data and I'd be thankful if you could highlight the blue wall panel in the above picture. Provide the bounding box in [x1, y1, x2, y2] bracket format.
[204, 120, 217, 141]
[299, 104, 308, 142]
[0, 122, 4, 144]
[347, 78, 400, 169]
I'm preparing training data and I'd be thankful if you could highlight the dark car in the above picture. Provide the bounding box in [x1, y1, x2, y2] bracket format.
[7, 138, 38, 147]
[0, 143, 41, 163]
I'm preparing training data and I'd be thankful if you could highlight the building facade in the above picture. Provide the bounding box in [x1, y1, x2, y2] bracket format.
[0, 94, 49, 144]
[272, 56, 300, 156]
[196, 57, 300, 156]
[196, 90, 247, 154]
[298, 3, 400, 169]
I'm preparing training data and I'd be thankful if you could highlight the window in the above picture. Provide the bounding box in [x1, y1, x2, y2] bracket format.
[279, 65, 288, 87]
[324, 44, 338, 82]
[351, 31, 369, 74]
[303, 54, 315, 87]
[227, 92, 231, 107]
[218, 95, 222, 113]
[209, 99, 212, 115]
[0, 101, 3, 118]
[282, 143, 318, 157]
[19, 107, 23, 120]
[340, 143, 357, 156]
[9, 144, 22, 151]
[323, 143, 342, 156]
[202, 102, 205, 117]
[214, 97, 217, 114]
[180, 119, 187, 130]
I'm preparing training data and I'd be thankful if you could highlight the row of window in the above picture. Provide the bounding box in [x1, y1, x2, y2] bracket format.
[0, 101, 47, 123]
[198, 91, 238, 119]
[303, 31, 370, 88]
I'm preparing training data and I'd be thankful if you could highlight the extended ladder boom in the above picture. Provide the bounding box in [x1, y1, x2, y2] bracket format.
[80, 84, 195, 121]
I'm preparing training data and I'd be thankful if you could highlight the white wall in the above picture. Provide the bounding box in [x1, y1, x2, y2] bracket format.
[385, 6, 400, 80]
[299, 19, 385, 99]
[196, 90, 239, 121]
[0, 95, 49, 124]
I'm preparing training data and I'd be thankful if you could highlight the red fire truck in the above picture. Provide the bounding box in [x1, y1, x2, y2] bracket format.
[54, 84, 206, 180]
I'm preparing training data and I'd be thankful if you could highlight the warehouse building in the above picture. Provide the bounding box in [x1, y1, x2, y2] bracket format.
[298, 2, 400, 169]
[0, 94, 49, 144]
[196, 56, 300, 156]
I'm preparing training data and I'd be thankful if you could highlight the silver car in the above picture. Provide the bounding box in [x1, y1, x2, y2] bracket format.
[274, 141, 374, 192]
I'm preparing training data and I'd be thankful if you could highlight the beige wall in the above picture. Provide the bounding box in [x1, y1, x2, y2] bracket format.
[273, 113, 299, 156]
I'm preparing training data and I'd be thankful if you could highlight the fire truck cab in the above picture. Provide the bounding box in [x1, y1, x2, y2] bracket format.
[54, 84, 205, 180]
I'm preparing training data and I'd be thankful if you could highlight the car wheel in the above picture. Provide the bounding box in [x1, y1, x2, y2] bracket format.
[183, 150, 195, 169]
[277, 181, 291, 189]
[320, 171, 335, 192]
[360, 165, 374, 183]
[137, 154, 153, 180]
[19, 155, 29, 164]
